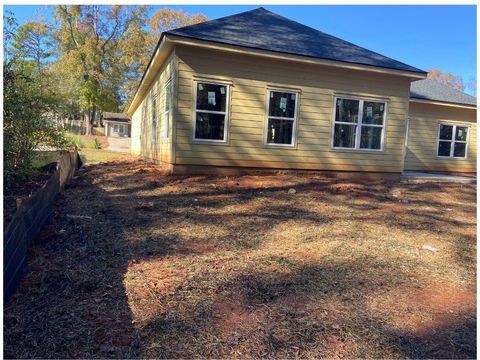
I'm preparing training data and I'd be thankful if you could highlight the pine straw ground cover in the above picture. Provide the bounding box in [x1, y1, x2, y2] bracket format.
[4, 160, 476, 359]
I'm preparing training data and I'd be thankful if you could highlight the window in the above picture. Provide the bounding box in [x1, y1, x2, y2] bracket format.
[194, 81, 229, 142]
[113, 124, 119, 133]
[152, 92, 157, 125]
[163, 78, 173, 139]
[266, 90, 298, 146]
[437, 124, 469, 158]
[332, 97, 386, 151]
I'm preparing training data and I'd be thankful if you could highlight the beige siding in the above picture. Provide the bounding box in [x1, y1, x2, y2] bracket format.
[405, 102, 477, 173]
[131, 51, 176, 163]
[173, 45, 412, 173]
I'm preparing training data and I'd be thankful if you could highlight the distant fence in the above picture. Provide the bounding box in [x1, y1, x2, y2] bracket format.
[63, 119, 106, 137]
[4, 150, 81, 302]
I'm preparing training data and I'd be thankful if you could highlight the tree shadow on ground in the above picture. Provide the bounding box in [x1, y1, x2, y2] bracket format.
[3, 160, 476, 359]
[139, 255, 476, 359]
[3, 162, 141, 359]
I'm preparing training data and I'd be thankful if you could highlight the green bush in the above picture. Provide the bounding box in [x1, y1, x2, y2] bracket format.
[65, 132, 86, 148]
[4, 62, 67, 185]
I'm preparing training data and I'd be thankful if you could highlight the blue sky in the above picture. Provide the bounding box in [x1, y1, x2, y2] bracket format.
[4, 5, 476, 95]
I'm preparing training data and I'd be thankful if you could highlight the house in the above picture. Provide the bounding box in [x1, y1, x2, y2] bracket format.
[103, 112, 131, 138]
[127, 7, 476, 176]
[406, 78, 476, 173]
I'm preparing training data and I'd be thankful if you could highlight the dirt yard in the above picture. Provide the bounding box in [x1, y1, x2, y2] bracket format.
[4, 160, 476, 359]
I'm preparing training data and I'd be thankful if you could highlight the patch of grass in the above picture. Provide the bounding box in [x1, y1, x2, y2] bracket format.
[65, 132, 86, 148]
[78, 148, 132, 164]
[31, 151, 61, 168]
[65, 132, 107, 150]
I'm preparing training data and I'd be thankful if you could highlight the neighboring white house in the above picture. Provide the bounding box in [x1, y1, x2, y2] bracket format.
[103, 112, 131, 138]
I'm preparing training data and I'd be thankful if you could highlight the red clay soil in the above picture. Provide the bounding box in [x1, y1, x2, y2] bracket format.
[3, 159, 476, 359]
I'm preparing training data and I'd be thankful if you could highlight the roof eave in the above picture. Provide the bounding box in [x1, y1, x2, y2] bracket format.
[128, 32, 428, 116]
[410, 98, 477, 109]
[127, 34, 174, 116]
[166, 33, 427, 79]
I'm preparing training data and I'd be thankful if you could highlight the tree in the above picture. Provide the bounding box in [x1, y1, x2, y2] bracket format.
[120, 8, 208, 107]
[10, 21, 54, 74]
[53, 5, 148, 134]
[467, 76, 476, 96]
[427, 69, 465, 92]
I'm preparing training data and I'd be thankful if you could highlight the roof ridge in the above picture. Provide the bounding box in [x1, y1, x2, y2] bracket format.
[165, 7, 265, 34]
[257, 7, 420, 73]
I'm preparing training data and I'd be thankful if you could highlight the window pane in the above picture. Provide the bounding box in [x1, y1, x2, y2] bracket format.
[267, 118, 294, 144]
[163, 112, 169, 138]
[362, 102, 385, 125]
[268, 92, 296, 118]
[438, 141, 451, 156]
[455, 126, 468, 141]
[196, 83, 227, 112]
[454, 143, 466, 158]
[165, 81, 172, 112]
[335, 98, 359, 123]
[360, 126, 382, 149]
[152, 98, 157, 122]
[195, 112, 225, 140]
[333, 124, 356, 148]
[439, 124, 453, 140]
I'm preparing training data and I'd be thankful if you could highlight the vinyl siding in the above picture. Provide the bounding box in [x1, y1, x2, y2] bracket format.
[173, 45, 412, 173]
[131, 51, 176, 163]
[405, 102, 477, 173]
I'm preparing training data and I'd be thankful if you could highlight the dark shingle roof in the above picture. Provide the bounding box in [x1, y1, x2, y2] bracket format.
[167, 7, 425, 74]
[410, 78, 476, 106]
[103, 112, 130, 122]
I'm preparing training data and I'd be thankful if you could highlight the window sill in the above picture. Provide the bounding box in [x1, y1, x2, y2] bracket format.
[192, 139, 229, 145]
[436, 156, 468, 160]
[330, 147, 385, 154]
[264, 143, 297, 149]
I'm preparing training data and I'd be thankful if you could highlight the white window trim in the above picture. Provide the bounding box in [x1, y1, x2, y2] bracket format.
[436, 123, 470, 159]
[192, 80, 230, 143]
[163, 77, 172, 139]
[331, 96, 388, 152]
[264, 89, 299, 147]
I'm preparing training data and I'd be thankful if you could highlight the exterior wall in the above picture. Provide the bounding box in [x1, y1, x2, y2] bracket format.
[173, 45, 413, 173]
[106, 121, 130, 137]
[131, 51, 176, 162]
[405, 102, 477, 173]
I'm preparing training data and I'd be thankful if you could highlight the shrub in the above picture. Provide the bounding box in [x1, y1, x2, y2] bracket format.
[65, 132, 86, 148]
[3, 62, 67, 185]
[92, 138, 102, 149]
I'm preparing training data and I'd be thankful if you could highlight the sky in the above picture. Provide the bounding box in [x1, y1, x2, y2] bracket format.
[4, 5, 477, 95]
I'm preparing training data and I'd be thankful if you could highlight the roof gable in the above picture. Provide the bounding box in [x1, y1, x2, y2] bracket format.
[410, 78, 476, 107]
[167, 7, 425, 74]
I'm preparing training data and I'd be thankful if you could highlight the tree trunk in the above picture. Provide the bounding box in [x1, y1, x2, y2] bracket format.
[84, 109, 91, 135]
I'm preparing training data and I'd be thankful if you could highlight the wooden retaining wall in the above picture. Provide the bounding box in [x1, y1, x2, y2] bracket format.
[4, 150, 81, 302]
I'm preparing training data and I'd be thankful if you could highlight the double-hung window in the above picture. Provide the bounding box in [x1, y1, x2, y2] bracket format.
[266, 90, 298, 146]
[163, 78, 173, 139]
[332, 97, 386, 151]
[194, 81, 229, 142]
[437, 124, 469, 158]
